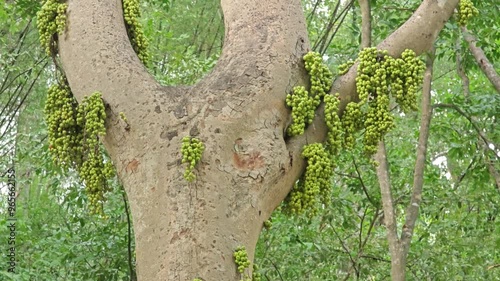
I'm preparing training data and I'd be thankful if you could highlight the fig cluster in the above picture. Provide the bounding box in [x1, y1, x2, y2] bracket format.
[324, 94, 343, 155]
[263, 219, 272, 230]
[286, 143, 333, 215]
[233, 246, 251, 273]
[36, 0, 68, 55]
[284, 52, 341, 215]
[352, 47, 425, 155]
[457, 0, 478, 26]
[45, 84, 81, 168]
[338, 59, 355, 75]
[38, 0, 114, 216]
[341, 101, 362, 149]
[181, 136, 204, 181]
[123, 0, 150, 65]
[252, 264, 261, 281]
[283, 48, 425, 216]
[77, 93, 113, 215]
[285, 52, 333, 136]
[45, 86, 114, 215]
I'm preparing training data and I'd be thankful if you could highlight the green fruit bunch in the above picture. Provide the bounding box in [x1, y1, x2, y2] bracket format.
[263, 219, 272, 230]
[285, 52, 333, 136]
[285, 143, 333, 215]
[36, 0, 67, 55]
[44, 83, 81, 168]
[304, 52, 334, 103]
[393, 49, 426, 113]
[233, 246, 251, 274]
[324, 93, 343, 155]
[77, 92, 106, 148]
[252, 264, 261, 281]
[76, 92, 112, 215]
[338, 59, 355, 75]
[362, 89, 393, 155]
[457, 0, 478, 26]
[79, 151, 114, 215]
[341, 102, 362, 149]
[353, 47, 424, 156]
[285, 86, 314, 136]
[181, 136, 204, 181]
[45, 86, 114, 216]
[123, 0, 150, 65]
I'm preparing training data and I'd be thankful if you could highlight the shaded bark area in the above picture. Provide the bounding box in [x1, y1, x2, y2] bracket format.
[57, 0, 459, 280]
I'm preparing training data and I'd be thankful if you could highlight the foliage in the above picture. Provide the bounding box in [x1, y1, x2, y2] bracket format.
[1, 2, 134, 279]
[0, 63, 135, 279]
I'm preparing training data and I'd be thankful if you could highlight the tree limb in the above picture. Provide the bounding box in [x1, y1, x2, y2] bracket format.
[454, 43, 500, 191]
[401, 47, 435, 250]
[461, 26, 500, 94]
[358, 0, 371, 49]
[330, 0, 459, 103]
[375, 141, 398, 254]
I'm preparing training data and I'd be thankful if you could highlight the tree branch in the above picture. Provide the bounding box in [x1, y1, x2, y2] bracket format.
[352, 157, 376, 207]
[312, 0, 341, 52]
[330, 0, 459, 102]
[401, 47, 435, 250]
[484, 154, 500, 192]
[375, 141, 398, 254]
[122, 185, 137, 281]
[461, 26, 500, 94]
[288, 0, 459, 176]
[358, 0, 371, 49]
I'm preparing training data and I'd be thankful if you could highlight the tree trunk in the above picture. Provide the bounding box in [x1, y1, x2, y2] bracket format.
[390, 246, 407, 281]
[59, 0, 315, 279]
[57, 0, 459, 279]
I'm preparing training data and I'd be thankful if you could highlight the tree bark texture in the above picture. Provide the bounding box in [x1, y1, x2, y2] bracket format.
[58, 0, 458, 280]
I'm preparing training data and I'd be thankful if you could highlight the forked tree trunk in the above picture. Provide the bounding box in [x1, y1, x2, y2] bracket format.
[58, 0, 458, 279]
[59, 0, 313, 279]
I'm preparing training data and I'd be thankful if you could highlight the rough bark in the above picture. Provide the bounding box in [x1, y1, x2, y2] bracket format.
[57, 0, 459, 280]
